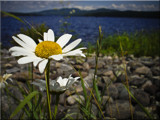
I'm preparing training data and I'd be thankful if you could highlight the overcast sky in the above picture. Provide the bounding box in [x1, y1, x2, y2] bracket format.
[1, 1, 159, 13]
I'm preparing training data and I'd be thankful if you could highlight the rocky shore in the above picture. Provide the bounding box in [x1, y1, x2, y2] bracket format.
[1, 48, 160, 119]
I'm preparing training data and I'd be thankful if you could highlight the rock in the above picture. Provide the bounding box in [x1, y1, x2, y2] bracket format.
[141, 80, 152, 90]
[119, 87, 134, 100]
[57, 63, 74, 77]
[6, 67, 20, 73]
[72, 71, 88, 78]
[83, 62, 90, 70]
[74, 65, 83, 70]
[4, 63, 13, 69]
[83, 73, 94, 88]
[12, 72, 29, 82]
[129, 75, 146, 86]
[134, 66, 152, 77]
[106, 100, 134, 119]
[59, 93, 66, 105]
[152, 76, 160, 88]
[115, 83, 125, 93]
[144, 84, 157, 95]
[151, 66, 160, 76]
[103, 70, 116, 81]
[155, 92, 160, 101]
[102, 76, 112, 85]
[65, 105, 83, 119]
[102, 96, 114, 105]
[129, 61, 144, 71]
[67, 95, 85, 105]
[134, 89, 150, 106]
[105, 84, 119, 99]
[134, 111, 148, 120]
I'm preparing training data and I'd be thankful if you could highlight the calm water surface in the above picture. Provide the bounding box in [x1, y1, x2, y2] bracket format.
[1, 15, 159, 47]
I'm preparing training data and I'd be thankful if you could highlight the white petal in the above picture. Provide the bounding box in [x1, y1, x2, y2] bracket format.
[44, 32, 47, 41]
[17, 34, 37, 49]
[38, 59, 48, 73]
[9, 46, 34, 56]
[57, 77, 68, 87]
[56, 34, 72, 48]
[38, 39, 43, 43]
[49, 54, 63, 61]
[62, 39, 82, 53]
[18, 56, 40, 64]
[12, 36, 34, 52]
[62, 48, 86, 57]
[33, 59, 43, 67]
[47, 29, 55, 42]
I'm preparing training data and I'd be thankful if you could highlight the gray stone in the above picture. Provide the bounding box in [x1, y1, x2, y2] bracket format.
[83, 73, 94, 88]
[102, 96, 114, 105]
[151, 66, 160, 76]
[103, 70, 116, 81]
[119, 87, 134, 100]
[106, 100, 134, 119]
[6, 67, 20, 73]
[83, 62, 90, 70]
[67, 95, 85, 105]
[105, 84, 119, 99]
[129, 75, 146, 86]
[115, 83, 125, 93]
[65, 105, 83, 119]
[134, 89, 150, 106]
[134, 66, 152, 77]
[102, 76, 112, 85]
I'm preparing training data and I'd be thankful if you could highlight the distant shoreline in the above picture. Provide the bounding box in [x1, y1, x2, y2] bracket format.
[2, 8, 159, 18]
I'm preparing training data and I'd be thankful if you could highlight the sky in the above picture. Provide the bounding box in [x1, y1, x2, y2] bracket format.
[1, 1, 159, 13]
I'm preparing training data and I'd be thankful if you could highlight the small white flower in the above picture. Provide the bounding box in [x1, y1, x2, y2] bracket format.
[0, 74, 12, 89]
[9, 29, 86, 73]
[32, 75, 80, 92]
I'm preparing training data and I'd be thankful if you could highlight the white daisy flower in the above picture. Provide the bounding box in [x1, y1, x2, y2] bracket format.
[0, 74, 12, 89]
[32, 75, 80, 93]
[9, 29, 86, 73]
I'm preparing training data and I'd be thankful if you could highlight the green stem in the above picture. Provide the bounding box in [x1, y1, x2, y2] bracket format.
[54, 94, 60, 120]
[45, 60, 52, 120]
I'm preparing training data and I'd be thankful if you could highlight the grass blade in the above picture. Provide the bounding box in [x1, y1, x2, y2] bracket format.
[10, 91, 39, 119]
[1, 11, 25, 24]
[124, 85, 153, 120]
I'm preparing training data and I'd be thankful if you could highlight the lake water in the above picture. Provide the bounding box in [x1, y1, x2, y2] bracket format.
[1, 15, 159, 47]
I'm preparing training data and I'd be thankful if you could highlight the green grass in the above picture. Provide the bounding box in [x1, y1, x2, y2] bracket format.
[87, 30, 160, 57]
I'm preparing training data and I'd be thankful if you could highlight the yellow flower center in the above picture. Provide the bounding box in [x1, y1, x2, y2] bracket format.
[35, 41, 62, 59]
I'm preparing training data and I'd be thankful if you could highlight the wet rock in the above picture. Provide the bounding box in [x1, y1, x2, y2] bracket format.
[106, 100, 134, 119]
[134, 89, 150, 106]
[67, 95, 85, 105]
[134, 66, 152, 77]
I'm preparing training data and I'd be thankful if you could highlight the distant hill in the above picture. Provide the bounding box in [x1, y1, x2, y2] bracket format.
[6, 8, 159, 18]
